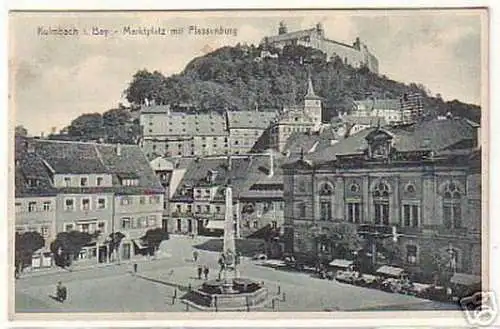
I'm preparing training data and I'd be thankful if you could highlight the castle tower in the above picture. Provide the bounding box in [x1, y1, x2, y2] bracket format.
[315, 22, 324, 38]
[304, 77, 323, 131]
[278, 21, 288, 35]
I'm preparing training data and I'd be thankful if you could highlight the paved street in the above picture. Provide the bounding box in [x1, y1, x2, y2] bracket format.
[16, 236, 459, 313]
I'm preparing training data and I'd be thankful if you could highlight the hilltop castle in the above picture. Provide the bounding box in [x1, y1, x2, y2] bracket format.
[261, 22, 379, 74]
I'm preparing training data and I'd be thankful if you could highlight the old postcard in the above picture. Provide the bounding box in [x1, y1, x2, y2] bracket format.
[8, 8, 491, 325]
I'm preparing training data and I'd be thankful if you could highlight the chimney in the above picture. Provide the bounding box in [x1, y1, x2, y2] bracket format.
[268, 152, 274, 177]
[227, 155, 232, 171]
[116, 143, 121, 156]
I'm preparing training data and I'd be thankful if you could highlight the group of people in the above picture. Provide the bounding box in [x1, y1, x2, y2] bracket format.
[197, 265, 210, 280]
[55, 281, 67, 303]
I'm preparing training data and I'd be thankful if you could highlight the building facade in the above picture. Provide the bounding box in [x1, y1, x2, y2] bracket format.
[226, 110, 278, 154]
[269, 78, 323, 152]
[140, 106, 229, 159]
[262, 22, 379, 73]
[282, 117, 481, 277]
[351, 93, 424, 126]
[15, 138, 165, 265]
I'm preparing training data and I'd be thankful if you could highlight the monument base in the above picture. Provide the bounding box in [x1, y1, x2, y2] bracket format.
[181, 277, 270, 311]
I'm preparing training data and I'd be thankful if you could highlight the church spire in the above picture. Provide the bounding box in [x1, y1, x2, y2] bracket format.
[305, 76, 317, 99]
[305, 75, 320, 99]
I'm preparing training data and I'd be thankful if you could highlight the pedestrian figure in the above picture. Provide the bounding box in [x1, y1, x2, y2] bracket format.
[133, 263, 138, 274]
[193, 250, 199, 262]
[203, 266, 209, 280]
[197, 265, 203, 279]
[56, 281, 67, 303]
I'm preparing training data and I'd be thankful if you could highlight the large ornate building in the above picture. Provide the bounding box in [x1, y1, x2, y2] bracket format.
[282, 116, 481, 278]
[262, 22, 379, 74]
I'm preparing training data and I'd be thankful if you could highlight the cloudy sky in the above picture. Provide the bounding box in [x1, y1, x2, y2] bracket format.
[9, 9, 486, 136]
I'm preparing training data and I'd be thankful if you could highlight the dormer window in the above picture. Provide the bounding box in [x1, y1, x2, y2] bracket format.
[96, 177, 104, 186]
[27, 179, 40, 188]
[80, 177, 88, 187]
[122, 179, 139, 186]
[64, 177, 71, 187]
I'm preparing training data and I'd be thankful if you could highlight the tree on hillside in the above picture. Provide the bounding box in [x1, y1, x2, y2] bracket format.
[141, 228, 169, 256]
[50, 231, 96, 268]
[15, 125, 28, 137]
[124, 69, 169, 106]
[67, 113, 104, 139]
[15, 231, 45, 274]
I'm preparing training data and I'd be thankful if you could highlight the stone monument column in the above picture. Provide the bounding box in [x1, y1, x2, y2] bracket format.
[221, 180, 237, 292]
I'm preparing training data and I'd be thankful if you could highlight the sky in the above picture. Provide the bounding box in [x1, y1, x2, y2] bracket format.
[9, 9, 486, 136]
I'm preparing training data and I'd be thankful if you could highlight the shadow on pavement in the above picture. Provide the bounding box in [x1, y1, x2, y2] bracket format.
[48, 295, 63, 303]
[133, 273, 190, 292]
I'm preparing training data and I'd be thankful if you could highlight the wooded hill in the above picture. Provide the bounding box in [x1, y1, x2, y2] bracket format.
[125, 44, 481, 123]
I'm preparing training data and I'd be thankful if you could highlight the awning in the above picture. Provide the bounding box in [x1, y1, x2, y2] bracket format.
[376, 265, 405, 277]
[450, 273, 481, 286]
[132, 239, 149, 249]
[205, 220, 225, 230]
[329, 259, 354, 268]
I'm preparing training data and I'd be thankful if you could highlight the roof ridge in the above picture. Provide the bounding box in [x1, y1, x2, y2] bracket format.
[93, 144, 110, 173]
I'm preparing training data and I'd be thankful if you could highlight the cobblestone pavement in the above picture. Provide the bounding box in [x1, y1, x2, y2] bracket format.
[15, 235, 458, 313]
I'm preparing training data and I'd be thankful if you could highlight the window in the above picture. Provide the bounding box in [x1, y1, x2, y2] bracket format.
[253, 221, 259, 229]
[43, 201, 51, 211]
[150, 195, 160, 204]
[319, 182, 334, 196]
[272, 221, 278, 229]
[121, 197, 132, 205]
[298, 203, 306, 219]
[98, 221, 105, 232]
[80, 223, 90, 233]
[65, 224, 74, 232]
[80, 177, 88, 187]
[121, 217, 131, 229]
[65, 199, 75, 211]
[82, 198, 90, 211]
[27, 179, 40, 187]
[406, 245, 418, 265]
[15, 202, 21, 213]
[64, 177, 71, 187]
[347, 202, 361, 223]
[40, 226, 49, 239]
[187, 205, 192, 213]
[373, 182, 390, 225]
[234, 140, 239, 145]
[205, 205, 210, 213]
[176, 205, 182, 213]
[28, 202, 36, 212]
[149, 215, 156, 227]
[320, 200, 332, 221]
[96, 177, 104, 186]
[122, 179, 139, 186]
[196, 205, 201, 213]
[403, 204, 419, 227]
[97, 198, 106, 209]
[443, 182, 462, 229]
[216, 206, 221, 213]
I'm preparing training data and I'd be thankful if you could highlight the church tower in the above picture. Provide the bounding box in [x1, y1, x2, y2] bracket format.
[304, 77, 323, 131]
[278, 21, 288, 35]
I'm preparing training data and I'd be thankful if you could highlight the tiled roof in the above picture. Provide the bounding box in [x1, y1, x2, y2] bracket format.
[15, 138, 164, 197]
[141, 105, 171, 114]
[171, 156, 254, 200]
[283, 127, 339, 155]
[34, 140, 108, 174]
[286, 118, 476, 166]
[15, 154, 58, 198]
[226, 111, 278, 129]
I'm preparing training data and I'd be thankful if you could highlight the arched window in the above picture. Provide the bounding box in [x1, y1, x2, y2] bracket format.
[373, 182, 390, 225]
[319, 182, 334, 221]
[443, 182, 462, 229]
